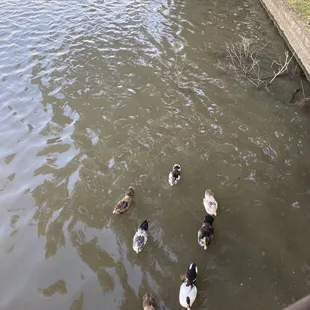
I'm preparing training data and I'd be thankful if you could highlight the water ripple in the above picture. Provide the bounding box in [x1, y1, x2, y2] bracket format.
[1, 0, 310, 309]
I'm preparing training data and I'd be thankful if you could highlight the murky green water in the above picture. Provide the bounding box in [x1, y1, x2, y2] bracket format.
[1, 0, 310, 309]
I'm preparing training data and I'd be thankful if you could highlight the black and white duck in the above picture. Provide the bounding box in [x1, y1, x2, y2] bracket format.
[179, 263, 198, 309]
[168, 164, 181, 186]
[198, 214, 214, 250]
[133, 220, 148, 254]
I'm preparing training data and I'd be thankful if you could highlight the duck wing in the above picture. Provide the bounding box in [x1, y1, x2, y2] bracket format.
[199, 224, 213, 236]
[135, 235, 146, 247]
[116, 200, 128, 210]
[179, 283, 197, 308]
[116, 195, 133, 210]
[203, 198, 217, 215]
[134, 229, 148, 245]
[133, 230, 148, 253]
[169, 171, 180, 185]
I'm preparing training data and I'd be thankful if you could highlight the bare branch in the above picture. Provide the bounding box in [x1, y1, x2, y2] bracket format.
[268, 51, 295, 85]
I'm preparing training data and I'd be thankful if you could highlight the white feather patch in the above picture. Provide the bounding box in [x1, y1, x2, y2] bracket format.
[179, 283, 197, 308]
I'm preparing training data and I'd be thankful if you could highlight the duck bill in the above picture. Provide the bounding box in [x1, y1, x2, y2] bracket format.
[204, 237, 207, 250]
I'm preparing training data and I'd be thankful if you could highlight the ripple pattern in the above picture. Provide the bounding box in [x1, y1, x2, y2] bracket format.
[1, 0, 310, 310]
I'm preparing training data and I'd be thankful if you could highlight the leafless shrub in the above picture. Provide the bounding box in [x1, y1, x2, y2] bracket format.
[224, 37, 268, 88]
[219, 37, 295, 91]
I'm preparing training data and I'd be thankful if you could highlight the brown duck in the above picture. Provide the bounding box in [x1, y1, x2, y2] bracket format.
[112, 186, 135, 214]
[142, 293, 156, 310]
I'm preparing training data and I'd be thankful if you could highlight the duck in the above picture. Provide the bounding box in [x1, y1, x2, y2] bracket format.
[198, 214, 214, 250]
[133, 220, 148, 254]
[142, 293, 156, 310]
[179, 263, 198, 309]
[168, 164, 181, 186]
[112, 186, 135, 214]
[203, 189, 218, 216]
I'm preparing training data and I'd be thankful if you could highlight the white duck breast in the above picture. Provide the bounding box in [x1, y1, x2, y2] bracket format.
[203, 194, 218, 216]
[179, 282, 197, 309]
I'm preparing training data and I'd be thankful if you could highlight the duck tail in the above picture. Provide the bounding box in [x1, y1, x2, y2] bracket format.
[173, 164, 181, 171]
[139, 220, 149, 231]
[186, 296, 191, 309]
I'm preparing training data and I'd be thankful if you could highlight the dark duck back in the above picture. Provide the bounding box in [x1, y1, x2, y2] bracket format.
[185, 263, 198, 286]
[139, 220, 149, 231]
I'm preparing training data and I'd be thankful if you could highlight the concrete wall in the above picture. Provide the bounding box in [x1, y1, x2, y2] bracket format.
[283, 294, 310, 310]
[260, 0, 310, 81]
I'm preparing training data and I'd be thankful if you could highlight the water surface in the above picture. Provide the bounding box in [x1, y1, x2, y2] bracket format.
[1, 0, 310, 309]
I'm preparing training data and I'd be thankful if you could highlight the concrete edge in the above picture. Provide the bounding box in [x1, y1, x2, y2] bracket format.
[284, 294, 310, 310]
[259, 0, 310, 82]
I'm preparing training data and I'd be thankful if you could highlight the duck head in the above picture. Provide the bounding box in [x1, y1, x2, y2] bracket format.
[205, 189, 214, 198]
[173, 164, 181, 171]
[142, 293, 156, 310]
[126, 186, 135, 197]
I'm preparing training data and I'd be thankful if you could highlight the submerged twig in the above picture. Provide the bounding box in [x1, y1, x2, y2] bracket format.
[301, 79, 305, 98]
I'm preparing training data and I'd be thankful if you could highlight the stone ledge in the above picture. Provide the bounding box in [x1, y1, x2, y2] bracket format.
[260, 0, 310, 81]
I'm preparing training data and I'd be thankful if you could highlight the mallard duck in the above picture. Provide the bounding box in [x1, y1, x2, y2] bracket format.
[198, 214, 214, 250]
[112, 186, 135, 214]
[179, 263, 198, 309]
[203, 189, 218, 216]
[168, 164, 181, 186]
[133, 220, 148, 254]
[142, 293, 156, 310]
